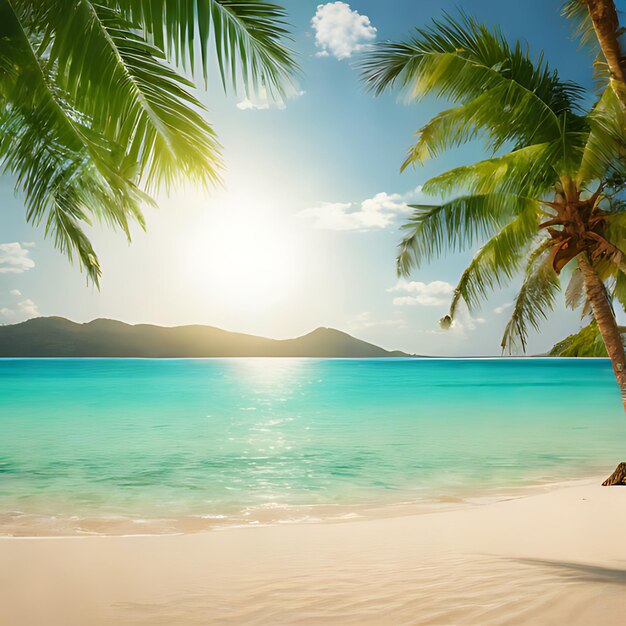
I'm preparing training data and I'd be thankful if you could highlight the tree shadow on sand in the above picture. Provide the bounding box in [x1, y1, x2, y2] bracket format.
[513, 558, 626, 586]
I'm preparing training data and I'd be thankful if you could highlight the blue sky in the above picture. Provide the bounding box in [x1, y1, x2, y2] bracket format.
[0, 0, 618, 355]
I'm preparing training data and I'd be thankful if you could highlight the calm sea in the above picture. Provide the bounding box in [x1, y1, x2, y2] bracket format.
[0, 358, 624, 535]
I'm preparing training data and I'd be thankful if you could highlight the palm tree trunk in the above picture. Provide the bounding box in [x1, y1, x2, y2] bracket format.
[578, 253, 626, 409]
[583, 0, 626, 109]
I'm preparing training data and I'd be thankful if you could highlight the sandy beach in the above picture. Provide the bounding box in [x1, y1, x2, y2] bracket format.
[1, 477, 625, 625]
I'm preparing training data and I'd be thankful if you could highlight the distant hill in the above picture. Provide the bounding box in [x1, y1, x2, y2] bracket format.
[0, 317, 412, 358]
[549, 321, 626, 357]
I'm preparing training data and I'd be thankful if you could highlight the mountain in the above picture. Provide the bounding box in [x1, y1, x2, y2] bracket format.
[0, 317, 412, 358]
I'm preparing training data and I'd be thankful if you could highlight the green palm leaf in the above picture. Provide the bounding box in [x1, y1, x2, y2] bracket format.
[45, 1, 222, 190]
[603, 210, 626, 259]
[402, 85, 557, 169]
[364, 9, 626, 400]
[361, 12, 584, 162]
[113, 0, 298, 95]
[501, 242, 561, 353]
[577, 86, 626, 185]
[421, 143, 562, 198]
[448, 198, 541, 317]
[1, 2, 150, 283]
[0, 0, 297, 284]
[396, 193, 535, 276]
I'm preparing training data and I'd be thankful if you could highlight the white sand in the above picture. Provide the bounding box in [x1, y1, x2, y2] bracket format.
[1, 477, 626, 625]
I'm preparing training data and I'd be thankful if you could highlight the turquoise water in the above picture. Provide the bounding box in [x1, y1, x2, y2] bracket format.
[1, 358, 625, 535]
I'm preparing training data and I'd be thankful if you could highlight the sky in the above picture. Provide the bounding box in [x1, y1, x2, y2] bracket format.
[0, 0, 621, 356]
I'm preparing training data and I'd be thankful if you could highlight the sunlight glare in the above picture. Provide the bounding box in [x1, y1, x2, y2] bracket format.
[183, 193, 301, 312]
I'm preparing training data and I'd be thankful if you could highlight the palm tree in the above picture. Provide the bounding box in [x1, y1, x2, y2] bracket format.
[0, 0, 297, 285]
[564, 1, 626, 109]
[361, 13, 626, 408]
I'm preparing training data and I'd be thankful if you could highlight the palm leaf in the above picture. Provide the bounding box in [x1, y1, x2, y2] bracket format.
[565, 267, 585, 310]
[361, 13, 582, 129]
[1, 0, 297, 285]
[402, 82, 560, 169]
[112, 0, 298, 95]
[562, 1, 610, 92]
[562, 1, 598, 50]
[0, 2, 150, 284]
[604, 210, 626, 260]
[421, 142, 561, 198]
[501, 242, 561, 353]
[614, 270, 626, 311]
[396, 193, 534, 276]
[448, 198, 540, 317]
[45, 1, 222, 190]
[577, 86, 626, 185]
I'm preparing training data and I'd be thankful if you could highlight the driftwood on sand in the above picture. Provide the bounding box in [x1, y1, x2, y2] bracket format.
[602, 462, 626, 486]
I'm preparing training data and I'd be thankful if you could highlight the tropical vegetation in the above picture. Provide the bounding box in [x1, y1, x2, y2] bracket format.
[361, 11, 626, 406]
[549, 321, 625, 357]
[565, 0, 626, 110]
[0, 0, 297, 284]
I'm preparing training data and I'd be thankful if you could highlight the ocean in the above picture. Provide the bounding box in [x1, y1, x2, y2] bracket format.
[0, 357, 624, 535]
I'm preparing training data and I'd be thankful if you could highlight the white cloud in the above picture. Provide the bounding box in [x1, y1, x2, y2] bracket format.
[389, 279, 455, 307]
[0, 298, 40, 322]
[416, 302, 486, 336]
[494, 302, 513, 314]
[449, 306, 486, 332]
[0, 242, 35, 274]
[237, 88, 305, 111]
[299, 186, 424, 231]
[390, 281, 486, 331]
[237, 98, 270, 111]
[9, 289, 21, 296]
[391, 281, 488, 334]
[311, 2, 377, 60]
[348, 311, 406, 331]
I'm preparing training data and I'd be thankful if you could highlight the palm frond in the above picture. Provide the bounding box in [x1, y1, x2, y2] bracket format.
[565, 267, 586, 310]
[562, 1, 599, 50]
[614, 270, 626, 311]
[562, 1, 610, 92]
[448, 198, 541, 317]
[421, 142, 561, 198]
[0, 105, 150, 285]
[577, 86, 626, 185]
[45, 201, 102, 284]
[594, 254, 621, 282]
[0, 0, 297, 286]
[0, 2, 151, 284]
[45, 1, 222, 190]
[112, 0, 298, 95]
[604, 210, 626, 256]
[396, 193, 533, 276]
[361, 13, 582, 125]
[402, 83, 560, 169]
[501, 241, 561, 353]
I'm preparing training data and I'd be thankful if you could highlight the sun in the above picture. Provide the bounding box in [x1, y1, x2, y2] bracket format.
[183, 193, 301, 312]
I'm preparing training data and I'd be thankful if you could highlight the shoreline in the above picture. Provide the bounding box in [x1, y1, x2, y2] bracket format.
[2, 477, 626, 624]
[0, 472, 611, 539]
